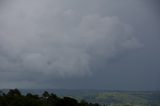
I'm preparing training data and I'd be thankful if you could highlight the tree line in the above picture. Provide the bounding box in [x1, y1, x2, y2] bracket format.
[0, 89, 100, 106]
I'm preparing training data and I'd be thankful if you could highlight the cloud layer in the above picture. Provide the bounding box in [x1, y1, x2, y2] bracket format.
[0, 0, 141, 79]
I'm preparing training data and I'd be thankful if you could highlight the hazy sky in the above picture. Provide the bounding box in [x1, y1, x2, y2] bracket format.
[0, 0, 160, 90]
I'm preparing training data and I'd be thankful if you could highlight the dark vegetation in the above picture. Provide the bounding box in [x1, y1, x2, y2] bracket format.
[0, 89, 100, 106]
[0, 89, 160, 106]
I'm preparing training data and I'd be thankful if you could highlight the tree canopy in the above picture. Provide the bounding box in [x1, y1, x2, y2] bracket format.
[0, 89, 100, 106]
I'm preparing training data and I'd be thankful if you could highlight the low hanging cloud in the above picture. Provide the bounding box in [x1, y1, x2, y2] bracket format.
[0, 0, 141, 78]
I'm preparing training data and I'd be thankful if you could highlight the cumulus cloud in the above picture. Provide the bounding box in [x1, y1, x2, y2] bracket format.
[0, 0, 141, 79]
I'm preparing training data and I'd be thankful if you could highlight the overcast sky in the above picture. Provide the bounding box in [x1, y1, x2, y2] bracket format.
[0, 0, 160, 90]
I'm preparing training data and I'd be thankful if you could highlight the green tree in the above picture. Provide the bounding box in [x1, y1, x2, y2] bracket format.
[7, 89, 21, 96]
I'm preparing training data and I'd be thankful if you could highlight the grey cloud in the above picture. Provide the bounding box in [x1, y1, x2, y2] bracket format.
[0, 0, 141, 78]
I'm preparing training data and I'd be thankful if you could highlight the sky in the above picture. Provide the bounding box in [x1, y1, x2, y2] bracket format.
[0, 0, 160, 90]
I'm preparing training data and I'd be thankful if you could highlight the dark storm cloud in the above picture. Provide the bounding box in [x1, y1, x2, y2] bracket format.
[0, 0, 140, 76]
[0, 0, 159, 90]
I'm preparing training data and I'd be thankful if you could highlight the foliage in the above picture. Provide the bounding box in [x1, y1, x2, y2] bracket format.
[0, 89, 160, 106]
[0, 89, 101, 106]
